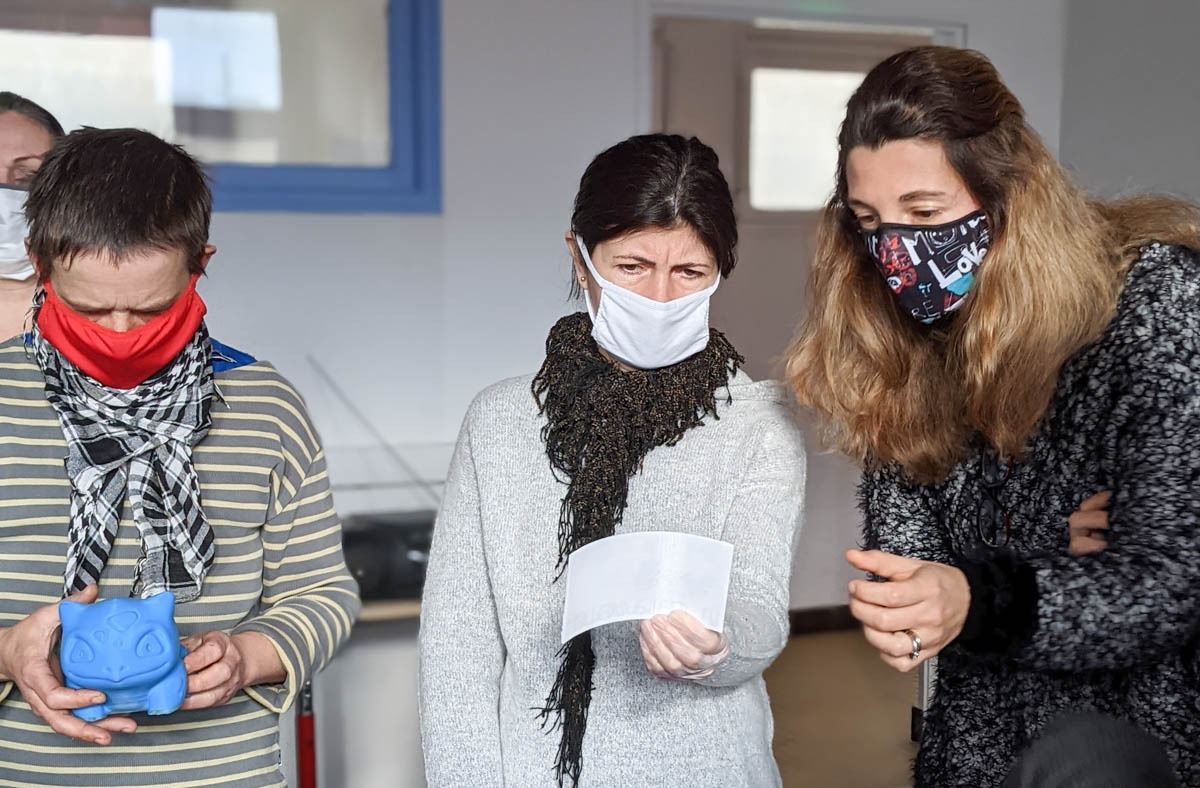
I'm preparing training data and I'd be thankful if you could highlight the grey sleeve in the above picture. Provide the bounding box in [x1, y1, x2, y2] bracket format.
[418, 404, 506, 785]
[231, 387, 361, 714]
[860, 461, 952, 565]
[1011, 284, 1200, 671]
[696, 414, 807, 687]
[233, 447, 362, 713]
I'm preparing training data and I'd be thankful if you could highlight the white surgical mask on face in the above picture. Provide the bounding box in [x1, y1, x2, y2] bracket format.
[0, 187, 33, 281]
[576, 234, 719, 369]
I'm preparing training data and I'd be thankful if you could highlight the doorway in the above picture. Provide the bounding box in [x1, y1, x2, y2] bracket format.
[650, 10, 953, 610]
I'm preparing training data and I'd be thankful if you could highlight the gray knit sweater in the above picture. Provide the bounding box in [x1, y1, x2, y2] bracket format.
[863, 243, 1200, 786]
[419, 370, 805, 787]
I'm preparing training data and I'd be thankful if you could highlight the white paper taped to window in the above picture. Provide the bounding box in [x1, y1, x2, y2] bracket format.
[560, 532, 734, 644]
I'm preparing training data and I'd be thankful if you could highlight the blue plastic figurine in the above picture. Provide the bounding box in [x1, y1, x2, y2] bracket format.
[59, 591, 188, 721]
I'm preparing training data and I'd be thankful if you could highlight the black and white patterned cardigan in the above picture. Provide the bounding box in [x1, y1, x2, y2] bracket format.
[861, 243, 1200, 787]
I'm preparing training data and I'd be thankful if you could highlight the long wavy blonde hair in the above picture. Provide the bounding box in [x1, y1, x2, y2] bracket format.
[786, 46, 1200, 484]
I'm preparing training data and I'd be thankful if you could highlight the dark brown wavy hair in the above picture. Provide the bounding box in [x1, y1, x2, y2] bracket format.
[786, 46, 1200, 483]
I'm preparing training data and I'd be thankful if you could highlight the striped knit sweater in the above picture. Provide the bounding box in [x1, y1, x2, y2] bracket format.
[0, 336, 360, 787]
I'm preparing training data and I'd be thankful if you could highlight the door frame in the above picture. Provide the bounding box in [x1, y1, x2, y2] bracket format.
[634, 0, 965, 135]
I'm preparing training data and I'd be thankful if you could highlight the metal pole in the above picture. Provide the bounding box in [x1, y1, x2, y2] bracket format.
[912, 657, 937, 742]
[297, 680, 317, 788]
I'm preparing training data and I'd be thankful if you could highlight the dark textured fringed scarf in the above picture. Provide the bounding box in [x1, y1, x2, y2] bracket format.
[530, 311, 743, 787]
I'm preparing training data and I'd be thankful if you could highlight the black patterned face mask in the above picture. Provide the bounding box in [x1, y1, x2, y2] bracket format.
[862, 210, 991, 324]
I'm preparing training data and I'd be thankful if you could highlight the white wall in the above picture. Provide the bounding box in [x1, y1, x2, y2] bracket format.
[196, 2, 1069, 785]
[1060, 0, 1200, 199]
[203, 0, 1068, 603]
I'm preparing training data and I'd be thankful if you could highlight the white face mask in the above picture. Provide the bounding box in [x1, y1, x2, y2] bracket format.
[0, 187, 33, 282]
[576, 234, 719, 370]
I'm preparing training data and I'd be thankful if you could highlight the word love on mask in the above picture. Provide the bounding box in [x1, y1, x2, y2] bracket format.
[863, 210, 990, 324]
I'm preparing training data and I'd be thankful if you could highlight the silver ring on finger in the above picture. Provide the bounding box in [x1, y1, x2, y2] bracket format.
[903, 629, 922, 661]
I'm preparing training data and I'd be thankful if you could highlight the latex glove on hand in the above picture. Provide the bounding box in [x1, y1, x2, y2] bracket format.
[639, 610, 729, 681]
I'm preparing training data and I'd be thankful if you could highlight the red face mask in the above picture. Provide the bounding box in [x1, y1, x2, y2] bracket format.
[37, 275, 207, 389]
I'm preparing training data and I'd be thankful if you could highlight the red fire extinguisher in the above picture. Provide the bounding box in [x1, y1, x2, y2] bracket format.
[297, 680, 317, 788]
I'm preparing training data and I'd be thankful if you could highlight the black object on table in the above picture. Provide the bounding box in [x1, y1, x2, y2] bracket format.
[341, 510, 435, 601]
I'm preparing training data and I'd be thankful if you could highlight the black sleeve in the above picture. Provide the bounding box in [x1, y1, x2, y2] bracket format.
[955, 552, 1039, 654]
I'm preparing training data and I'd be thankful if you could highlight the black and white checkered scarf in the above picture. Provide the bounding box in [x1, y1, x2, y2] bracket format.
[31, 312, 216, 603]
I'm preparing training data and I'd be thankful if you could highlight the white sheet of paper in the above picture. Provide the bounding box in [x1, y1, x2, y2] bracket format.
[560, 532, 734, 644]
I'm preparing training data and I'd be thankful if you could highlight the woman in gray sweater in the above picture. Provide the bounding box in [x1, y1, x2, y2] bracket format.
[419, 134, 805, 787]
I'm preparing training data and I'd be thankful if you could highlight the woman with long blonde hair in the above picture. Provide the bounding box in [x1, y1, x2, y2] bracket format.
[788, 46, 1200, 786]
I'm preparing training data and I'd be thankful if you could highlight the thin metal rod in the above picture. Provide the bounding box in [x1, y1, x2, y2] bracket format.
[305, 354, 443, 508]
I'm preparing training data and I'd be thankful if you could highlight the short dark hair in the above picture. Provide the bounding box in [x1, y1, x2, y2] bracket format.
[0, 91, 64, 139]
[26, 128, 211, 279]
[570, 134, 737, 294]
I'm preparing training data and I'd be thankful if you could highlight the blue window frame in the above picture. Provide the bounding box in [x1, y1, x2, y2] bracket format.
[209, 0, 441, 213]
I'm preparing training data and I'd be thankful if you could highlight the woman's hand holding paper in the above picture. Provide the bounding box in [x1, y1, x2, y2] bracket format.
[638, 610, 729, 680]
